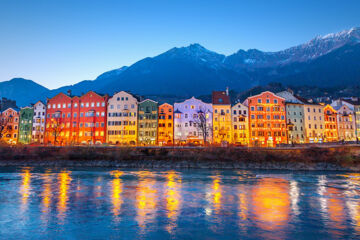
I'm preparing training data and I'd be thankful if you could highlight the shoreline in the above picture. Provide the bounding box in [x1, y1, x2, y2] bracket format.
[1, 145, 360, 171]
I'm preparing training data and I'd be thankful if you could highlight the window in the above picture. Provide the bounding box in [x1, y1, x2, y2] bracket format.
[274, 99, 278, 104]
[257, 99, 262, 103]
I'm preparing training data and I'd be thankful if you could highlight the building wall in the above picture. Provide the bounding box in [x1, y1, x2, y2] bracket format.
[231, 103, 249, 145]
[138, 100, 158, 145]
[174, 97, 213, 145]
[45, 91, 108, 145]
[336, 105, 356, 141]
[355, 105, 360, 141]
[213, 104, 232, 144]
[19, 107, 34, 144]
[0, 108, 19, 144]
[286, 103, 305, 144]
[303, 104, 325, 143]
[32, 101, 46, 144]
[247, 91, 287, 147]
[324, 105, 338, 142]
[158, 103, 173, 146]
[107, 91, 138, 145]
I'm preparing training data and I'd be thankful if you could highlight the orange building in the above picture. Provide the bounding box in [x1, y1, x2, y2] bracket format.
[245, 91, 287, 147]
[324, 104, 339, 142]
[158, 103, 173, 146]
[0, 107, 19, 144]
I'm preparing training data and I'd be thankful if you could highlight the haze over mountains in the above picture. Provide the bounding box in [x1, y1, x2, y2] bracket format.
[1, 27, 360, 107]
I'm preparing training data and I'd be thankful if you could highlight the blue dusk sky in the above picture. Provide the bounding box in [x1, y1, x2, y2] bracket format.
[0, 0, 359, 89]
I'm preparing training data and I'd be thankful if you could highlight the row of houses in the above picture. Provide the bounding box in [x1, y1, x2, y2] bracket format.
[1, 89, 360, 147]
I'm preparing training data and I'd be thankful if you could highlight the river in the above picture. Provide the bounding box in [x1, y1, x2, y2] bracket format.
[0, 167, 359, 239]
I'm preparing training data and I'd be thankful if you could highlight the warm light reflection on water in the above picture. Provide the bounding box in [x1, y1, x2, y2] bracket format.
[110, 170, 123, 220]
[165, 171, 181, 233]
[2, 168, 360, 239]
[136, 171, 157, 229]
[57, 171, 72, 221]
[252, 178, 290, 231]
[19, 167, 32, 213]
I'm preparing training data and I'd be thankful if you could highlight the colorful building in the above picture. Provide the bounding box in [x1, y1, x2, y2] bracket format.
[333, 104, 356, 141]
[45, 91, 108, 145]
[107, 91, 138, 145]
[276, 91, 305, 144]
[158, 103, 174, 146]
[19, 106, 34, 144]
[0, 108, 19, 144]
[296, 97, 325, 143]
[212, 90, 232, 145]
[77, 91, 108, 144]
[231, 102, 249, 145]
[32, 101, 46, 144]
[138, 99, 158, 145]
[174, 97, 213, 145]
[324, 104, 338, 142]
[333, 98, 360, 141]
[245, 91, 287, 147]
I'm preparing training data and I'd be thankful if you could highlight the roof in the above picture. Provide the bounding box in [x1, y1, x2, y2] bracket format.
[342, 98, 360, 106]
[247, 91, 285, 101]
[212, 91, 231, 105]
[276, 91, 303, 104]
[294, 95, 321, 106]
[139, 99, 158, 104]
[174, 109, 182, 114]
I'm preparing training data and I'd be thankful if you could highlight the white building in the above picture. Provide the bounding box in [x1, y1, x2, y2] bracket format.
[174, 97, 213, 145]
[32, 101, 46, 144]
[107, 91, 138, 145]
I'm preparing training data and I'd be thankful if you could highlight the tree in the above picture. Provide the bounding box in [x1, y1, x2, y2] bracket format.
[194, 108, 212, 145]
[47, 117, 64, 145]
[0, 116, 10, 143]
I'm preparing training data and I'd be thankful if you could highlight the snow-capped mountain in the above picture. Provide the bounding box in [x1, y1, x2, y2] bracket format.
[225, 27, 360, 70]
[1, 27, 360, 106]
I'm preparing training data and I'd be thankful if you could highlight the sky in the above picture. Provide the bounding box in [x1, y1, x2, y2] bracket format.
[0, 0, 359, 89]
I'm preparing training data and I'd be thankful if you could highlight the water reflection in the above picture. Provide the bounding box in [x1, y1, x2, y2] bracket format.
[57, 171, 72, 221]
[6, 168, 360, 239]
[110, 170, 123, 220]
[136, 171, 157, 229]
[252, 178, 290, 231]
[165, 171, 181, 233]
[19, 167, 32, 213]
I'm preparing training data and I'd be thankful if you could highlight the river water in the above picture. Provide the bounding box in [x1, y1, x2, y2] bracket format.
[0, 167, 359, 239]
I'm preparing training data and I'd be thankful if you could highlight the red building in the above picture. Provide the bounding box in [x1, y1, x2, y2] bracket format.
[45, 91, 108, 145]
[245, 91, 287, 147]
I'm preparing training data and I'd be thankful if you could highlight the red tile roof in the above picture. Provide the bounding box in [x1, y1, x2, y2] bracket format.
[212, 91, 230, 105]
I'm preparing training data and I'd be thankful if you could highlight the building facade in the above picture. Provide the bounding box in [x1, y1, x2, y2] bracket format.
[231, 102, 249, 145]
[212, 90, 232, 145]
[138, 99, 158, 145]
[174, 97, 213, 145]
[19, 107, 34, 144]
[107, 91, 138, 145]
[334, 104, 356, 141]
[0, 108, 19, 144]
[276, 91, 305, 144]
[32, 101, 46, 144]
[333, 98, 360, 141]
[45, 91, 108, 145]
[324, 104, 338, 142]
[158, 103, 174, 146]
[246, 91, 287, 147]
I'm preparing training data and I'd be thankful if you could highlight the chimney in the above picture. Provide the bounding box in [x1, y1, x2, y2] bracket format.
[67, 89, 72, 96]
[226, 87, 229, 96]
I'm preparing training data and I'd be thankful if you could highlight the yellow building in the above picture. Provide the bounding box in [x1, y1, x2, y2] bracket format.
[212, 90, 232, 145]
[296, 97, 325, 143]
[231, 102, 249, 146]
[107, 91, 138, 145]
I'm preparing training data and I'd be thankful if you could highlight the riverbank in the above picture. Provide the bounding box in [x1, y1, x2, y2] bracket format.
[0, 145, 360, 171]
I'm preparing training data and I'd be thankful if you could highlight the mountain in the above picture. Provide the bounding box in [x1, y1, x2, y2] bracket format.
[0, 78, 50, 107]
[1, 27, 360, 106]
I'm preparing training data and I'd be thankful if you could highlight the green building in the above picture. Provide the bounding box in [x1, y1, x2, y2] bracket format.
[138, 99, 158, 145]
[19, 106, 34, 144]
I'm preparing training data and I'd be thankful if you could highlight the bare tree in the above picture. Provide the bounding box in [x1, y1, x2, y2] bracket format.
[47, 117, 64, 145]
[194, 108, 212, 145]
[0, 116, 10, 143]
